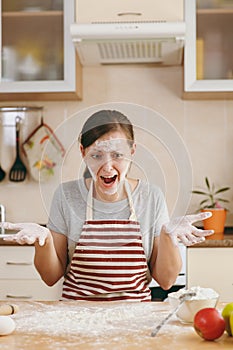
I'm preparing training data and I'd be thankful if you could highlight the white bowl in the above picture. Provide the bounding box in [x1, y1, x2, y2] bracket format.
[168, 287, 219, 323]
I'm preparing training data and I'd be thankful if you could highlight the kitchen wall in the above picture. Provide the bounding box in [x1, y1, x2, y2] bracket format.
[0, 65, 233, 225]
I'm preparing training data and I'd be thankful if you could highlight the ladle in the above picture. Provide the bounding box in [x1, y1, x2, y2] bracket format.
[0, 131, 6, 181]
[151, 291, 196, 336]
[9, 116, 27, 182]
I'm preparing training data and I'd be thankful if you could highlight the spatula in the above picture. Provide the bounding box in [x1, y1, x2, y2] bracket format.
[151, 291, 196, 337]
[0, 162, 6, 182]
[9, 117, 27, 182]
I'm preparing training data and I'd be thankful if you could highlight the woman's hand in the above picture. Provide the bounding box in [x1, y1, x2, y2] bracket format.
[1, 222, 50, 246]
[163, 212, 214, 246]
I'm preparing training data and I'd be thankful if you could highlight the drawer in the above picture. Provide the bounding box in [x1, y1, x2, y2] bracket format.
[0, 246, 39, 279]
[0, 279, 63, 301]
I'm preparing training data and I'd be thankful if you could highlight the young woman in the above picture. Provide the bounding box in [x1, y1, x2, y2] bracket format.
[2, 110, 213, 301]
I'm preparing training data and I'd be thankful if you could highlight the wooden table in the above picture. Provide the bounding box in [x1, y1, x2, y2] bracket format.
[0, 301, 232, 349]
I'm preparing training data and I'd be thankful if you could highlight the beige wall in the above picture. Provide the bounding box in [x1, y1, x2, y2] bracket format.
[0, 65, 233, 226]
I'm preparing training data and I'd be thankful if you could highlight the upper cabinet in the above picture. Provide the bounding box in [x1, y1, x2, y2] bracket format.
[184, 0, 233, 99]
[0, 0, 82, 101]
[76, 0, 184, 22]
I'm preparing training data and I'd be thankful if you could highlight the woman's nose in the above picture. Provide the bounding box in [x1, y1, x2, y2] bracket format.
[102, 154, 114, 171]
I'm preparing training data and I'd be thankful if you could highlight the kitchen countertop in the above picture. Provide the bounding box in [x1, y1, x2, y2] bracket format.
[1, 228, 233, 247]
[0, 240, 22, 246]
[1, 235, 233, 247]
[0, 301, 232, 349]
[188, 233, 233, 248]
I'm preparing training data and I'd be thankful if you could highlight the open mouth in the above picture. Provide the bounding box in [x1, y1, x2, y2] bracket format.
[100, 175, 117, 185]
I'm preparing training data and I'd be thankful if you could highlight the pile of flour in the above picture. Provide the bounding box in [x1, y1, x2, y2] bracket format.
[168, 286, 219, 301]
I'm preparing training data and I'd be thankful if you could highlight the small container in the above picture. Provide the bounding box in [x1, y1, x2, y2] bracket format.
[168, 286, 219, 323]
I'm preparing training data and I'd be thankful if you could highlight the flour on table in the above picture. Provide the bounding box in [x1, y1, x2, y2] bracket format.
[13, 302, 172, 338]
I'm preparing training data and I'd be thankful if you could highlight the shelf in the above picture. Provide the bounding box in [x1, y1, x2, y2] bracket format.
[2, 10, 63, 18]
[197, 8, 233, 14]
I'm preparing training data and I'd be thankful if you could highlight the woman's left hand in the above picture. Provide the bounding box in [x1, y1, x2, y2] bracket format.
[163, 212, 214, 246]
[1, 222, 50, 246]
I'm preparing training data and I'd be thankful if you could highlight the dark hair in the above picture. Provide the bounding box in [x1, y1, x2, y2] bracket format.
[79, 110, 134, 148]
[79, 110, 135, 178]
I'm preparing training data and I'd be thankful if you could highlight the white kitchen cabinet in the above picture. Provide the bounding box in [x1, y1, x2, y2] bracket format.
[0, 0, 82, 101]
[76, 0, 184, 23]
[184, 0, 233, 99]
[187, 247, 233, 302]
[0, 246, 63, 300]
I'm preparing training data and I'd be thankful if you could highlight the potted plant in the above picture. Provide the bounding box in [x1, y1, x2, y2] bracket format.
[192, 177, 230, 239]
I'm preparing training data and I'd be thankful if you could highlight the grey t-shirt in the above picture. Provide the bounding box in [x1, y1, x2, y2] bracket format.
[47, 178, 169, 271]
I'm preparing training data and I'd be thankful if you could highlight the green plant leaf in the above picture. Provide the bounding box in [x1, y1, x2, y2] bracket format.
[212, 183, 215, 193]
[216, 198, 229, 203]
[200, 199, 209, 205]
[214, 187, 230, 194]
[192, 190, 209, 195]
[205, 177, 210, 191]
[200, 204, 210, 209]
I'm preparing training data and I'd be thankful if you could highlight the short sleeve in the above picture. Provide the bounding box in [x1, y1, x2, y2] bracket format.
[47, 184, 68, 234]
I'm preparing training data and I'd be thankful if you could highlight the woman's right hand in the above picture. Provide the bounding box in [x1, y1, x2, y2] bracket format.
[163, 212, 214, 246]
[0, 222, 51, 246]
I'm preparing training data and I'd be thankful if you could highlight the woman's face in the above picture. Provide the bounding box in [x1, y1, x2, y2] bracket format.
[80, 130, 135, 198]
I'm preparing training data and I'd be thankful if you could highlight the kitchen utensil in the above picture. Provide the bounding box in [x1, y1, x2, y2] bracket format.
[0, 129, 6, 181]
[0, 162, 6, 181]
[9, 117, 27, 182]
[0, 304, 19, 316]
[151, 291, 196, 337]
[168, 287, 219, 323]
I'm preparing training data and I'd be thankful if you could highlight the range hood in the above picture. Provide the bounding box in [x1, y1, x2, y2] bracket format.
[70, 21, 185, 66]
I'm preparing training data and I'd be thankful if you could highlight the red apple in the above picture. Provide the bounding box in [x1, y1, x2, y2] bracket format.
[194, 308, 225, 341]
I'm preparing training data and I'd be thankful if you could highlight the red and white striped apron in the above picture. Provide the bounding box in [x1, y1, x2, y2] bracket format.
[62, 180, 151, 301]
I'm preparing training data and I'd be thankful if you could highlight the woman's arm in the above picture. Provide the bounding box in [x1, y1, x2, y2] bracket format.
[34, 230, 68, 286]
[149, 229, 182, 290]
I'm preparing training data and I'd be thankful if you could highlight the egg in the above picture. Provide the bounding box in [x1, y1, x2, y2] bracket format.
[0, 316, 16, 336]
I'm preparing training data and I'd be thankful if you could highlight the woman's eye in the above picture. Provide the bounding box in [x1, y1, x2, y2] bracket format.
[91, 153, 102, 160]
[112, 152, 124, 159]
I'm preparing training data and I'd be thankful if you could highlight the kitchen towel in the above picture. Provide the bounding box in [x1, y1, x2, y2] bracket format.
[22, 119, 65, 182]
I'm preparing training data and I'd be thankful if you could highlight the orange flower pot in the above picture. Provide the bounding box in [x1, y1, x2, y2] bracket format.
[201, 208, 226, 240]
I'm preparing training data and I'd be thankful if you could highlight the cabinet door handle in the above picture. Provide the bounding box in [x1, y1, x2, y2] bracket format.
[6, 294, 33, 299]
[6, 261, 32, 266]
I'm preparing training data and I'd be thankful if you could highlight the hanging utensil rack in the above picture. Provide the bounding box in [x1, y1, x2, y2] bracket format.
[0, 106, 43, 127]
[0, 106, 44, 183]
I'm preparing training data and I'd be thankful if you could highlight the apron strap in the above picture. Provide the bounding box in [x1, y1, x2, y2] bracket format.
[124, 179, 137, 221]
[86, 180, 94, 221]
[86, 179, 137, 221]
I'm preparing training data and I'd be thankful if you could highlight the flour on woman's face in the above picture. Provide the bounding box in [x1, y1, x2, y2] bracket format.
[94, 139, 122, 153]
